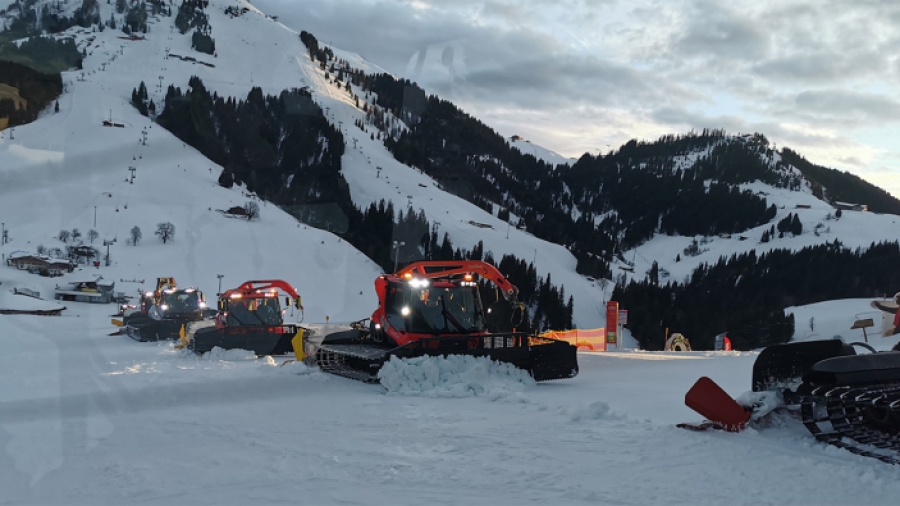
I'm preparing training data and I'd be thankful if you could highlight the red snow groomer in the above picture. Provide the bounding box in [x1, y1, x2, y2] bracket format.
[179, 280, 304, 356]
[304, 260, 579, 383]
[681, 338, 900, 464]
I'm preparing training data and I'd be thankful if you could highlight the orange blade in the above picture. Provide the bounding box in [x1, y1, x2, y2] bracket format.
[684, 377, 750, 432]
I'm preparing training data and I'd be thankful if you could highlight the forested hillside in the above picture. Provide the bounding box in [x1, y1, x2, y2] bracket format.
[144, 76, 575, 331]
[614, 241, 900, 350]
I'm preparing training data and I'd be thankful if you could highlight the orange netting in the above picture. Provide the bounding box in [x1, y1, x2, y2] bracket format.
[539, 328, 607, 351]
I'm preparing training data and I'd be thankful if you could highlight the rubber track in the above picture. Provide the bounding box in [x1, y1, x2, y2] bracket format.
[315, 346, 382, 383]
[314, 342, 578, 385]
[795, 383, 900, 465]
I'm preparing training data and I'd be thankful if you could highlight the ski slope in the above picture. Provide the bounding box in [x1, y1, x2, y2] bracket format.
[509, 135, 577, 167]
[1, 0, 612, 330]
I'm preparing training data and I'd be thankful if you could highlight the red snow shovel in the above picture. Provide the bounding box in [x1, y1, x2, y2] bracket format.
[677, 376, 750, 432]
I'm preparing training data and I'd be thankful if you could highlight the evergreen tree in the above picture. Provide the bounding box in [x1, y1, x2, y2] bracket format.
[790, 214, 803, 235]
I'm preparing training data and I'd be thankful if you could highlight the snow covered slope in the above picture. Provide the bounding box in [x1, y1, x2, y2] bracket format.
[613, 160, 900, 286]
[3, 0, 612, 329]
[509, 135, 576, 167]
[0, 1, 384, 322]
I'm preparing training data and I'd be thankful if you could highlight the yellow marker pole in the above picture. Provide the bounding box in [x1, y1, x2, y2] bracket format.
[175, 324, 187, 350]
[291, 328, 305, 362]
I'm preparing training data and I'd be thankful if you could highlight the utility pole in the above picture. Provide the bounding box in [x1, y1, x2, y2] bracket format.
[392, 240, 405, 273]
[217, 274, 224, 295]
[94, 206, 97, 227]
[129, 166, 137, 183]
[103, 239, 113, 266]
[430, 221, 441, 259]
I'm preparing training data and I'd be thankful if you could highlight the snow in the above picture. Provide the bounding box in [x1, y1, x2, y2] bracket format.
[5, 302, 900, 504]
[198, 346, 258, 361]
[508, 136, 576, 167]
[3, 2, 900, 503]
[786, 297, 900, 351]
[378, 354, 535, 399]
[0, 289, 66, 312]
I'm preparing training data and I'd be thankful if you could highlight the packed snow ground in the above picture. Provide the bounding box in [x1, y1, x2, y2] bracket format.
[3, 300, 900, 505]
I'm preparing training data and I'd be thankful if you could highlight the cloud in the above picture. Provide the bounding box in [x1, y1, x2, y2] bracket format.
[250, 0, 900, 196]
[670, 1, 770, 61]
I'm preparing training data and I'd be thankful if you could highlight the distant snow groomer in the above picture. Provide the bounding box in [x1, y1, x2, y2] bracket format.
[124, 284, 210, 342]
[303, 261, 579, 383]
[180, 280, 304, 356]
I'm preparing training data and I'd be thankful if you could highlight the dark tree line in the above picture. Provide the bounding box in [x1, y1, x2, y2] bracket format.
[781, 148, 900, 215]
[2, 0, 101, 41]
[614, 240, 900, 351]
[157, 77, 345, 205]
[175, 0, 214, 54]
[299, 31, 334, 65]
[0, 60, 64, 128]
[0, 35, 81, 75]
[131, 81, 155, 116]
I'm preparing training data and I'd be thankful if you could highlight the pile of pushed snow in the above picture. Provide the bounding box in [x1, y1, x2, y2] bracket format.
[200, 347, 258, 361]
[378, 355, 535, 400]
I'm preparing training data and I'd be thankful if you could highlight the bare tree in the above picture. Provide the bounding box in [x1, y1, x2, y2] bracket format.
[36, 244, 46, 255]
[71, 228, 81, 242]
[59, 230, 70, 243]
[88, 229, 99, 244]
[130, 226, 142, 245]
[155, 222, 175, 244]
[244, 201, 260, 221]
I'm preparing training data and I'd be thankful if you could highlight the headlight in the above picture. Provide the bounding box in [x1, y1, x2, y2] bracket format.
[401, 306, 411, 316]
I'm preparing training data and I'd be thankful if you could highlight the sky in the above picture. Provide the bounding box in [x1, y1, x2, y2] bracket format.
[248, 0, 900, 199]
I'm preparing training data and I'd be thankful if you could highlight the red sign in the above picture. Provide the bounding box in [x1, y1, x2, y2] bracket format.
[606, 301, 619, 344]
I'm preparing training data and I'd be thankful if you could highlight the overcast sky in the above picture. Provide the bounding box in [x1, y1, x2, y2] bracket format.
[252, 0, 900, 198]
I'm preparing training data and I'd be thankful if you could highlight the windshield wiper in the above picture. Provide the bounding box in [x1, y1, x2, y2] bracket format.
[440, 295, 467, 333]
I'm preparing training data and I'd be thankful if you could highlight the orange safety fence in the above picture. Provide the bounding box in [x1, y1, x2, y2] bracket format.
[540, 328, 607, 351]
